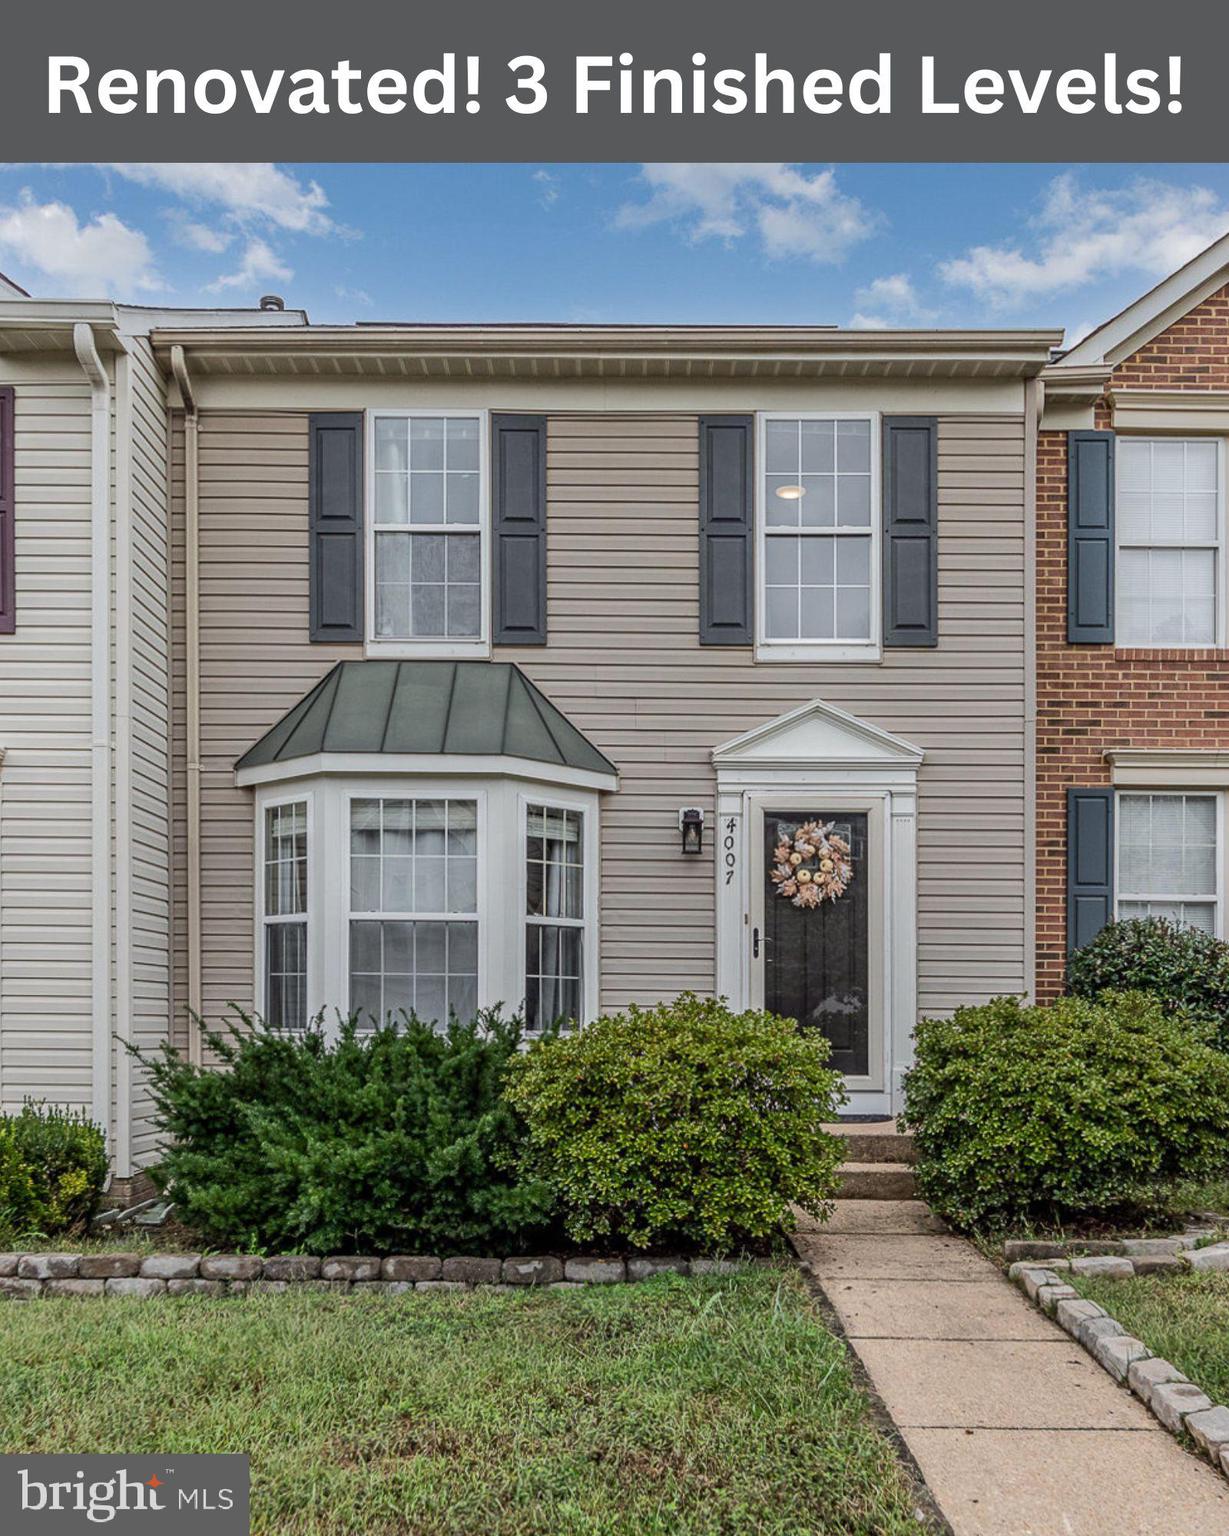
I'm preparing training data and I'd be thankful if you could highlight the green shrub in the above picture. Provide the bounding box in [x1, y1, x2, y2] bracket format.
[504, 994, 846, 1251]
[0, 1103, 108, 1240]
[137, 1009, 555, 1254]
[902, 991, 1229, 1230]
[1068, 917, 1229, 1049]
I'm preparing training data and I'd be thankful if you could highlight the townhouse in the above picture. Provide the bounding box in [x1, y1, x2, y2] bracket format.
[0, 289, 1057, 1180]
[1039, 232, 1229, 994]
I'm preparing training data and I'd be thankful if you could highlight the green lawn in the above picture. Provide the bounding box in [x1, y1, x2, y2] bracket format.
[0, 1266, 929, 1536]
[1071, 1270, 1229, 1406]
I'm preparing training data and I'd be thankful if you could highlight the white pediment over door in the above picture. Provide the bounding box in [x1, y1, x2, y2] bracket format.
[712, 697, 924, 773]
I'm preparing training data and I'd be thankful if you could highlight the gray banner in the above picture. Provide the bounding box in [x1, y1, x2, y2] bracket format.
[1, 0, 1222, 160]
[0, 1454, 249, 1534]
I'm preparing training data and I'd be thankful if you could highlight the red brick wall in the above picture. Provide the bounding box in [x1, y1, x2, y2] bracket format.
[1113, 283, 1229, 390]
[1036, 287, 1229, 996]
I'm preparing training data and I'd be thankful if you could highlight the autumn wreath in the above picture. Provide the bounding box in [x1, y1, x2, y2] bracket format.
[769, 820, 853, 910]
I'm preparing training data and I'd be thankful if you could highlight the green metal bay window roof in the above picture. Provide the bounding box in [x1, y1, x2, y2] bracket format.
[236, 661, 617, 781]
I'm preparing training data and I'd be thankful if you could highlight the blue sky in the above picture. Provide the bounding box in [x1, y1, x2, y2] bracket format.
[3, 163, 1229, 344]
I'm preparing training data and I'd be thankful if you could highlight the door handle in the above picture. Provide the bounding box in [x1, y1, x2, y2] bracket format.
[753, 927, 760, 959]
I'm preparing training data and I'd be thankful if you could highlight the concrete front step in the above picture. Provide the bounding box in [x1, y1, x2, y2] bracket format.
[836, 1161, 919, 1200]
[824, 1122, 917, 1166]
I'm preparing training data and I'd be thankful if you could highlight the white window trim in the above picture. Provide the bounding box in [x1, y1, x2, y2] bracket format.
[364, 408, 492, 660]
[252, 773, 602, 1039]
[1113, 789, 1225, 939]
[517, 788, 601, 1032]
[755, 410, 882, 664]
[1114, 435, 1227, 651]
[253, 788, 316, 1027]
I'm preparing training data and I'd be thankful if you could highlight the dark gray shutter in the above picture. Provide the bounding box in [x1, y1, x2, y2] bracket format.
[1067, 787, 1114, 952]
[882, 416, 938, 647]
[0, 386, 12, 635]
[309, 413, 363, 643]
[699, 415, 753, 645]
[492, 414, 547, 645]
[1068, 430, 1115, 644]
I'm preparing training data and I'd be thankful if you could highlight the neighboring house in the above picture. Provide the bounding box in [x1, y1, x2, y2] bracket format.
[1038, 234, 1229, 995]
[0, 288, 1056, 1182]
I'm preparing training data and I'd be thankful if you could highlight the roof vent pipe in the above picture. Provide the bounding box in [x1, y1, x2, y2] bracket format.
[259, 294, 285, 311]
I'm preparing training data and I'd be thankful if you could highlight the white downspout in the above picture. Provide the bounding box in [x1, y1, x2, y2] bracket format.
[1023, 375, 1041, 1001]
[75, 323, 112, 1139]
[170, 346, 203, 1065]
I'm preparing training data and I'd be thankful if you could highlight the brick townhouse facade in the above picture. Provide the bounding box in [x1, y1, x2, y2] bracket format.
[1039, 237, 1229, 997]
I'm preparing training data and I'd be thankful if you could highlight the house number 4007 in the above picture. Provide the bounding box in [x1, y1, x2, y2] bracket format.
[724, 818, 738, 886]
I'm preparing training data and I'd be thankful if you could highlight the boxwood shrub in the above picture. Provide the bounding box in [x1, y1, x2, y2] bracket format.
[139, 1009, 555, 1254]
[901, 991, 1229, 1230]
[0, 1103, 107, 1241]
[1068, 917, 1229, 1051]
[504, 994, 846, 1251]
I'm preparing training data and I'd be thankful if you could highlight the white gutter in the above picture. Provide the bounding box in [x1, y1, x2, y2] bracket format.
[74, 322, 112, 1140]
[171, 345, 203, 1065]
[113, 350, 133, 1175]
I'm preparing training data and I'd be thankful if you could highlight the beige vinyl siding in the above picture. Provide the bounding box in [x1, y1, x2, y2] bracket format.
[498, 414, 1027, 1012]
[174, 413, 360, 1026]
[122, 339, 171, 1162]
[184, 407, 1025, 1026]
[0, 372, 96, 1108]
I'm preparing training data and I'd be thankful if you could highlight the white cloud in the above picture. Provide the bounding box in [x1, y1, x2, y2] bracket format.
[615, 164, 879, 264]
[170, 216, 233, 255]
[940, 174, 1229, 307]
[335, 284, 372, 307]
[103, 163, 334, 235]
[849, 272, 937, 328]
[0, 192, 160, 297]
[532, 169, 560, 209]
[206, 238, 292, 295]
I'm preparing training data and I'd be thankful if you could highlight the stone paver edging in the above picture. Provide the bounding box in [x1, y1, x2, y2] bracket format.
[0, 1250, 742, 1298]
[1004, 1230, 1229, 1278]
[1009, 1259, 1229, 1482]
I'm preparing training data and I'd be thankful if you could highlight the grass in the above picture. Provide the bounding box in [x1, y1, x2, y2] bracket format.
[0, 1265, 928, 1536]
[1070, 1269, 1229, 1408]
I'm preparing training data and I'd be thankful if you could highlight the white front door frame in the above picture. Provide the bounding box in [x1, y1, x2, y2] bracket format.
[712, 698, 922, 1114]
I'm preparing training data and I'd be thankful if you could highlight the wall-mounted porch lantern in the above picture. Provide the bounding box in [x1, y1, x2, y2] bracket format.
[679, 806, 704, 855]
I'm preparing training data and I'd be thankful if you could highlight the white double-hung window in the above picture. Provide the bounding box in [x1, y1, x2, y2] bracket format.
[758, 414, 879, 661]
[1117, 438, 1223, 647]
[524, 803, 586, 1032]
[1117, 791, 1221, 936]
[262, 798, 309, 1029]
[348, 796, 480, 1028]
[368, 412, 488, 655]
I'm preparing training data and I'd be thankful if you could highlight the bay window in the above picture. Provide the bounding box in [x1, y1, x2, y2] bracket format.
[1117, 791, 1220, 935]
[251, 774, 603, 1037]
[369, 412, 488, 654]
[758, 414, 879, 661]
[1117, 438, 1223, 647]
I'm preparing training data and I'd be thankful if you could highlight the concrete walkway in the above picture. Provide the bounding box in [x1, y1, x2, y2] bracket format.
[794, 1200, 1229, 1536]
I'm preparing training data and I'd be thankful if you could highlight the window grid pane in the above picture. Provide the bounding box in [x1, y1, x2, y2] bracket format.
[1117, 439, 1220, 646]
[763, 532, 872, 641]
[264, 802, 307, 917]
[264, 921, 307, 1030]
[1118, 793, 1218, 936]
[349, 797, 479, 1029]
[525, 924, 583, 1032]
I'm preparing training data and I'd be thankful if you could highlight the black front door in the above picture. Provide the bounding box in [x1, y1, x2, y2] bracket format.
[761, 809, 869, 1077]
